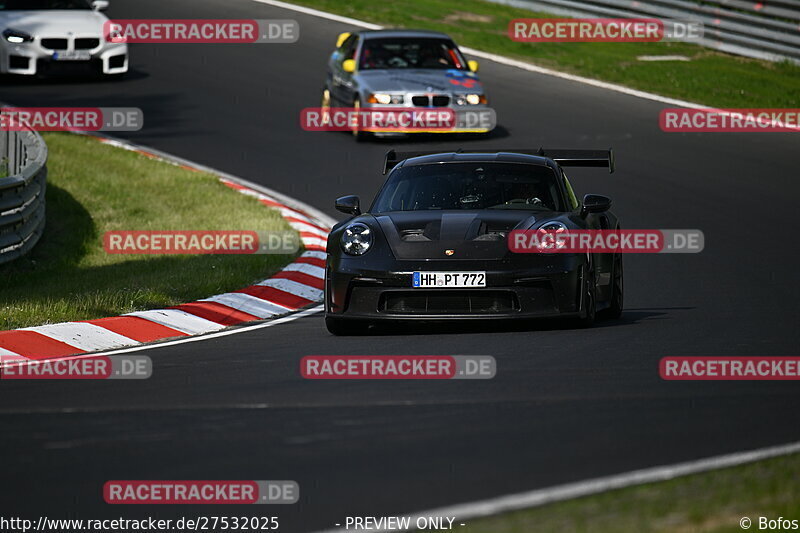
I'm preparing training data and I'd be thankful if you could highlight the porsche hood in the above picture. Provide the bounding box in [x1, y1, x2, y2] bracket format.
[372, 210, 537, 260]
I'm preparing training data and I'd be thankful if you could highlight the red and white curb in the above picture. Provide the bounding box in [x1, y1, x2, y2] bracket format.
[0, 134, 335, 363]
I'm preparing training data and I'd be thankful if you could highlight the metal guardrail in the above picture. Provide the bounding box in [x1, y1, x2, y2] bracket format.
[0, 122, 48, 265]
[493, 0, 800, 64]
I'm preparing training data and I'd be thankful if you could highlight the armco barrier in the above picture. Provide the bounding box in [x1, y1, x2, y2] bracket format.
[495, 0, 800, 64]
[0, 123, 48, 265]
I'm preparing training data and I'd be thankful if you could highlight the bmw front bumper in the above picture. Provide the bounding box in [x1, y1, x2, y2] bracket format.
[2, 38, 128, 76]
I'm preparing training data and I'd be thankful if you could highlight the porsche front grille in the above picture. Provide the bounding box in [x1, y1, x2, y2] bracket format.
[379, 291, 519, 314]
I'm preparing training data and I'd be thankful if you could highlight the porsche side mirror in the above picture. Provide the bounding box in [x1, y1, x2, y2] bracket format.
[342, 59, 356, 73]
[92, 0, 109, 11]
[581, 194, 611, 217]
[467, 60, 479, 72]
[335, 195, 361, 216]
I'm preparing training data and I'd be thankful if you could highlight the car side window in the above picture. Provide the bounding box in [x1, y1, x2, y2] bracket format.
[562, 170, 579, 210]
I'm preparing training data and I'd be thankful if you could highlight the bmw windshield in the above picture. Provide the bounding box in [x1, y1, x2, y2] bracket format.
[359, 37, 469, 70]
[371, 162, 565, 212]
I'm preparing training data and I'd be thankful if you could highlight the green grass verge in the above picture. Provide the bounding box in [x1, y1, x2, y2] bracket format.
[0, 133, 297, 330]
[459, 452, 800, 532]
[290, 0, 799, 108]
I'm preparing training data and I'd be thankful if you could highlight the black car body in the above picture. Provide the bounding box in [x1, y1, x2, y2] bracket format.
[325, 149, 623, 335]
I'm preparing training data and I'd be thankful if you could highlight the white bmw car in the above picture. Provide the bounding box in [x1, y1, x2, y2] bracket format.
[0, 0, 127, 77]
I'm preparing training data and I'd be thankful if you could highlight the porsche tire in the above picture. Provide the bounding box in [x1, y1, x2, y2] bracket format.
[600, 253, 623, 320]
[572, 262, 597, 328]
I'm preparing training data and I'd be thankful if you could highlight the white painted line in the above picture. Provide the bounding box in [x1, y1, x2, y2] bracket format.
[301, 250, 327, 260]
[637, 55, 691, 61]
[289, 220, 330, 238]
[282, 262, 326, 279]
[301, 236, 327, 249]
[256, 0, 707, 109]
[258, 278, 324, 301]
[311, 440, 800, 533]
[201, 292, 291, 318]
[21, 322, 139, 352]
[257, 0, 382, 29]
[277, 206, 319, 225]
[125, 309, 226, 335]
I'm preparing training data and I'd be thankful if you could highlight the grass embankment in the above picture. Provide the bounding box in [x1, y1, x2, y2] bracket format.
[460, 452, 800, 532]
[0, 133, 297, 330]
[290, 0, 799, 108]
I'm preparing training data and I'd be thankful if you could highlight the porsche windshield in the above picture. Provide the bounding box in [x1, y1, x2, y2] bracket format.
[359, 38, 469, 70]
[0, 0, 91, 9]
[372, 162, 565, 212]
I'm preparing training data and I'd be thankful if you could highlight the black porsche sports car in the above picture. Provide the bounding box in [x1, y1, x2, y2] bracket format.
[324, 149, 623, 335]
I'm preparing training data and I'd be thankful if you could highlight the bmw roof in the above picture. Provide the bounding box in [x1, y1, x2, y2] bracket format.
[358, 29, 454, 40]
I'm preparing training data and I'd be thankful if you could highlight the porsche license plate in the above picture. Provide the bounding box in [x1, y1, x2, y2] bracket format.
[53, 50, 91, 61]
[412, 272, 486, 288]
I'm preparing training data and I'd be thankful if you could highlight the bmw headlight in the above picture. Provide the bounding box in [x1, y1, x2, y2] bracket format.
[455, 94, 486, 105]
[367, 93, 404, 105]
[341, 223, 373, 255]
[3, 28, 33, 44]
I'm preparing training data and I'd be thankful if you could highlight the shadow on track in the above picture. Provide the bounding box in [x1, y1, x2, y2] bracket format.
[335, 307, 692, 337]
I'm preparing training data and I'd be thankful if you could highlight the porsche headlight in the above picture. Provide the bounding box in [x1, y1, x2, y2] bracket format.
[3, 29, 33, 44]
[367, 93, 403, 105]
[536, 221, 569, 250]
[341, 223, 373, 255]
[539, 221, 568, 232]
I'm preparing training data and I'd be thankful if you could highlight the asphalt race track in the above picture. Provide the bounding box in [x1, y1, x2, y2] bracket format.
[1, 0, 799, 531]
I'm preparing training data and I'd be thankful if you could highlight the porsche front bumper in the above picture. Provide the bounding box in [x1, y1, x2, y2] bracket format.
[326, 256, 586, 320]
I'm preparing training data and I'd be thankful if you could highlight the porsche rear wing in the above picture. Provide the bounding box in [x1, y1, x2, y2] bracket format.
[383, 148, 615, 174]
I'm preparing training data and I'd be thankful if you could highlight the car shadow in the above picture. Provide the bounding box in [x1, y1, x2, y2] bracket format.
[349, 307, 693, 336]
[0, 68, 148, 86]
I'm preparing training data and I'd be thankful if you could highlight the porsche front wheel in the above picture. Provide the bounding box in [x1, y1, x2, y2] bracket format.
[573, 262, 597, 328]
